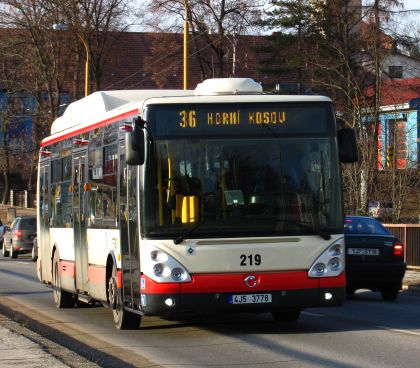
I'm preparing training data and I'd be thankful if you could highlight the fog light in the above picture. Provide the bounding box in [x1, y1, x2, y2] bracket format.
[164, 298, 175, 307]
[324, 292, 333, 300]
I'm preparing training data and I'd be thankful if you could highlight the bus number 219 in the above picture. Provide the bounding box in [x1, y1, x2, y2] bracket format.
[240, 254, 261, 266]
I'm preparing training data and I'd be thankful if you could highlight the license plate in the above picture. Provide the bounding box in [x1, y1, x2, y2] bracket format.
[348, 248, 379, 256]
[228, 293, 272, 304]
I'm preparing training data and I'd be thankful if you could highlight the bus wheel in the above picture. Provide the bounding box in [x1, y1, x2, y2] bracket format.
[108, 266, 141, 330]
[10, 243, 17, 259]
[380, 286, 399, 301]
[52, 252, 74, 308]
[272, 308, 301, 322]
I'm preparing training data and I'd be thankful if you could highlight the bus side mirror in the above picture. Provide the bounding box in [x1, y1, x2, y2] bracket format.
[338, 128, 358, 163]
[125, 118, 145, 165]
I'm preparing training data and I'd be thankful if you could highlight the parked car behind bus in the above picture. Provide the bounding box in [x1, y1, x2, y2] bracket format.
[2, 216, 37, 259]
[345, 215, 406, 300]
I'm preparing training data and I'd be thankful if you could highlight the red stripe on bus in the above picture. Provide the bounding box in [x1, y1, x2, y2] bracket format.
[180, 271, 320, 294]
[141, 271, 325, 294]
[319, 272, 346, 288]
[87, 265, 106, 284]
[41, 108, 139, 147]
[141, 276, 181, 294]
[59, 260, 75, 278]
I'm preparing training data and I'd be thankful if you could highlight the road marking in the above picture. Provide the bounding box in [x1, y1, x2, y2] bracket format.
[302, 311, 324, 317]
[376, 325, 420, 337]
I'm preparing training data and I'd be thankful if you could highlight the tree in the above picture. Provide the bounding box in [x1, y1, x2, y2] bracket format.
[141, 0, 264, 83]
[53, 0, 134, 95]
[256, 0, 317, 94]
[258, 0, 409, 217]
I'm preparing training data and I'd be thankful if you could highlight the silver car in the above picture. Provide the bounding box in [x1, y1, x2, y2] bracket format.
[2, 216, 37, 259]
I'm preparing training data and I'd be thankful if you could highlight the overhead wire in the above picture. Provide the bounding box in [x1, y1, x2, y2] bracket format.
[103, 28, 212, 90]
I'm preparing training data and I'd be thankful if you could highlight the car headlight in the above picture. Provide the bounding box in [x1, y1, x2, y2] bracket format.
[308, 239, 345, 278]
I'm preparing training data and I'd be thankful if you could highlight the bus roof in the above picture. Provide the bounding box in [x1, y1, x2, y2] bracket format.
[43, 78, 332, 146]
[50, 89, 192, 135]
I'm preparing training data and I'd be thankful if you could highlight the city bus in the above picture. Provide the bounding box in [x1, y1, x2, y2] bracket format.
[37, 78, 358, 329]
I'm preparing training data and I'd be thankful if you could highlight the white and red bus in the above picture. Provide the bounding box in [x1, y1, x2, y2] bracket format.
[37, 78, 357, 329]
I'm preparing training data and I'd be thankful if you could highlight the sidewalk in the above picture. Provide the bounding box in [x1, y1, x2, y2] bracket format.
[402, 268, 420, 292]
[0, 314, 99, 368]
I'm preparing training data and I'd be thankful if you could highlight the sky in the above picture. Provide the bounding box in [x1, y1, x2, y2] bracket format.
[403, 0, 419, 10]
[130, 1, 420, 37]
[391, 0, 420, 37]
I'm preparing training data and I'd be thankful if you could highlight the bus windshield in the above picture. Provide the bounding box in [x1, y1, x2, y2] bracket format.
[142, 136, 342, 239]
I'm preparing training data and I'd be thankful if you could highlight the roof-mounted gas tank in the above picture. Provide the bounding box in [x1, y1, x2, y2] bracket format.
[194, 78, 262, 96]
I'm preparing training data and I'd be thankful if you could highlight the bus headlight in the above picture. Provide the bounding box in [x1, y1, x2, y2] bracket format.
[171, 267, 185, 281]
[328, 257, 341, 272]
[145, 246, 191, 283]
[153, 263, 165, 277]
[314, 263, 327, 275]
[308, 239, 345, 278]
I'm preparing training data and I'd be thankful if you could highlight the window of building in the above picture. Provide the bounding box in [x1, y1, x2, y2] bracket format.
[389, 66, 403, 79]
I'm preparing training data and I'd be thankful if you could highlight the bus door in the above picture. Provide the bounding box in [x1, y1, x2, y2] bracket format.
[119, 141, 141, 309]
[39, 161, 52, 282]
[72, 150, 89, 291]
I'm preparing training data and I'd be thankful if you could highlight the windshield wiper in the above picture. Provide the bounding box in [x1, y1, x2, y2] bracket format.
[174, 220, 208, 244]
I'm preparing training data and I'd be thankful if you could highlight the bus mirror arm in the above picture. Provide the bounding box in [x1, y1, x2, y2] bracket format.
[337, 128, 358, 164]
[126, 118, 145, 166]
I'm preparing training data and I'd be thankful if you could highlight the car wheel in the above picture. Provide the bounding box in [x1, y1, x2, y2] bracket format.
[2, 241, 9, 257]
[31, 245, 37, 262]
[380, 287, 399, 301]
[10, 243, 17, 259]
[108, 264, 141, 330]
[272, 308, 301, 322]
[52, 251, 74, 308]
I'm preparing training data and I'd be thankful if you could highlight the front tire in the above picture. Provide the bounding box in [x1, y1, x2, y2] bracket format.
[381, 287, 399, 301]
[108, 265, 141, 330]
[2, 241, 9, 257]
[52, 252, 74, 308]
[346, 287, 356, 297]
[272, 308, 301, 322]
[31, 245, 37, 262]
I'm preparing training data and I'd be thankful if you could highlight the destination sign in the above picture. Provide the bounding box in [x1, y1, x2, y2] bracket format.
[148, 102, 333, 137]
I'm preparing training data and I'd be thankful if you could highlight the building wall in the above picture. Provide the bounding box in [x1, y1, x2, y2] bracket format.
[382, 54, 420, 80]
[378, 107, 419, 170]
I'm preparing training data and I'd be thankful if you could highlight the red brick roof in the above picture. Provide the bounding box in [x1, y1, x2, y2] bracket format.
[99, 32, 279, 91]
[364, 78, 420, 106]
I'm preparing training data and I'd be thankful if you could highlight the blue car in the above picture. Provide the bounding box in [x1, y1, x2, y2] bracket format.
[344, 215, 406, 300]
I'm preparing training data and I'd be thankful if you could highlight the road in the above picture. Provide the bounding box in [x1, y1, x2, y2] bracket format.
[1, 255, 419, 368]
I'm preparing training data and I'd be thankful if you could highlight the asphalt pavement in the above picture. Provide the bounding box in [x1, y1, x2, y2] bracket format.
[1, 269, 419, 368]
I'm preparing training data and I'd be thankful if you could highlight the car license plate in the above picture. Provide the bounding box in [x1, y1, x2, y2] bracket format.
[348, 248, 379, 256]
[228, 294, 272, 304]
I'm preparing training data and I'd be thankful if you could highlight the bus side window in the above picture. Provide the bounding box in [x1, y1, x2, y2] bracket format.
[103, 144, 118, 228]
[89, 147, 103, 227]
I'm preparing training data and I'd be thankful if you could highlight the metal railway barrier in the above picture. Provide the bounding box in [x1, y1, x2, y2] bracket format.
[384, 224, 420, 268]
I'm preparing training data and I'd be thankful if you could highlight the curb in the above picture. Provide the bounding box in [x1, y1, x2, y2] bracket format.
[402, 284, 420, 293]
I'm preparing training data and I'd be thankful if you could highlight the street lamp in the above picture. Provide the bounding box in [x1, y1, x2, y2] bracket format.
[183, 0, 189, 90]
[53, 23, 90, 96]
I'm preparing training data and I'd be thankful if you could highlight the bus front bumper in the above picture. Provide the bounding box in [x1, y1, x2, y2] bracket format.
[139, 272, 346, 315]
